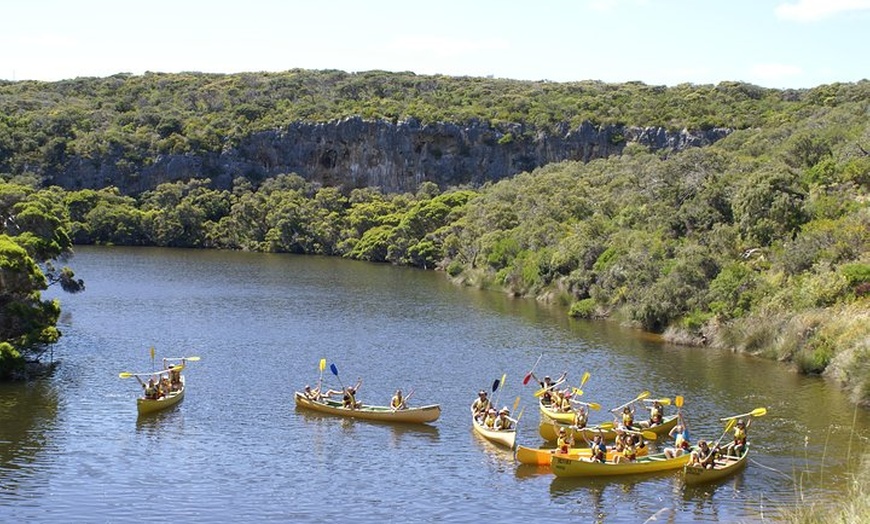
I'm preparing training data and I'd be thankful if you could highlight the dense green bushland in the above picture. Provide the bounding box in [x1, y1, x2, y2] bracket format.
[0, 71, 868, 402]
[1, 70, 868, 177]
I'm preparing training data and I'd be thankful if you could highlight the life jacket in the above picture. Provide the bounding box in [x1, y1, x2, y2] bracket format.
[650, 406, 663, 424]
[574, 412, 587, 428]
[495, 416, 512, 431]
[391, 396, 403, 409]
[734, 427, 747, 444]
[623, 443, 637, 461]
[484, 414, 496, 428]
[557, 435, 570, 453]
[592, 442, 606, 462]
[622, 413, 633, 428]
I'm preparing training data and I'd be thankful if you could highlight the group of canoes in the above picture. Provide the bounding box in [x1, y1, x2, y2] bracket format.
[511, 371, 763, 485]
[123, 354, 760, 486]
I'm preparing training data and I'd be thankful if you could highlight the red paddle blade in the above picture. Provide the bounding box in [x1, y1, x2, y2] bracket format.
[523, 373, 531, 385]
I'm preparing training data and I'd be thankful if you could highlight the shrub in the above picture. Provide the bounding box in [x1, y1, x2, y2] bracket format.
[569, 298, 597, 318]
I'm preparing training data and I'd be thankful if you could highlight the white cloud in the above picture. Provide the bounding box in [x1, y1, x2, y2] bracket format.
[750, 63, 804, 81]
[775, 0, 870, 22]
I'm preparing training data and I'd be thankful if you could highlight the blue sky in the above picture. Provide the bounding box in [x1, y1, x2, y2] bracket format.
[2, 0, 868, 88]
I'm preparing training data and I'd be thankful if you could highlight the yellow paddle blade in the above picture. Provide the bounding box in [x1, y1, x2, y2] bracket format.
[185, 356, 201, 362]
[118, 372, 133, 378]
[534, 387, 547, 398]
[588, 402, 601, 411]
[675, 395, 684, 408]
[150, 346, 155, 360]
[642, 430, 657, 440]
[580, 371, 590, 388]
[572, 388, 583, 396]
[598, 422, 615, 430]
[319, 358, 326, 372]
[751, 407, 768, 417]
[659, 398, 671, 405]
[513, 396, 521, 411]
[637, 391, 651, 401]
[725, 418, 736, 431]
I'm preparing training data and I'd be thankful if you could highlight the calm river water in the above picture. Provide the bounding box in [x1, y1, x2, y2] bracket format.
[1, 246, 868, 523]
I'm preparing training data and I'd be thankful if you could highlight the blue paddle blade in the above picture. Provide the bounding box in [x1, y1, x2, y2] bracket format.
[492, 379, 499, 392]
[330, 363, 338, 376]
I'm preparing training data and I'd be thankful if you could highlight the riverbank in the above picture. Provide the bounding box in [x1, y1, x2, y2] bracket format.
[453, 268, 870, 407]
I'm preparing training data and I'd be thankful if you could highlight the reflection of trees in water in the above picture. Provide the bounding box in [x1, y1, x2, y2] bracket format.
[0, 380, 59, 492]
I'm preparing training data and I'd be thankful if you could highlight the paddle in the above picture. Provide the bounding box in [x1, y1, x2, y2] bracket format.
[514, 407, 526, 425]
[318, 358, 326, 388]
[522, 354, 543, 385]
[571, 399, 601, 411]
[571, 387, 584, 397]
[719, 407, 767, 421]
[494, 373, 507, 412]
[118, 369, 172, 379]
[643, 397, 671, 406]
[163, 356, 201, 362]
[513, 396, 521, 413]
[329, 363, 345, 390]
[580, 371, 590, 388]
[620, 428, 658, 440]
[700, 419, 736, 463]
[610, 391, 651, 413]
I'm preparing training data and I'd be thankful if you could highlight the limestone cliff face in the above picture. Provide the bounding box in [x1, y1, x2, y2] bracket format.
[48, 118, 731, 194]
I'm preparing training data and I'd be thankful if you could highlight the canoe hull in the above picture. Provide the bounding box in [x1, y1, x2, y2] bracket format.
[683, 444, 750, 485]
[551, 451, 692, 478]
[294, 392, 440, 424]
[515, 443, 649, 466]
[538, 399, 575, 424]
[137, 376, 185, 415]
[539, 414, 679, 442]
[471, 408, 517, 449]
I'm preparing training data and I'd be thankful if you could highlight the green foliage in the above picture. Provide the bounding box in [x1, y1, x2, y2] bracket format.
[568, 298, 597, 318]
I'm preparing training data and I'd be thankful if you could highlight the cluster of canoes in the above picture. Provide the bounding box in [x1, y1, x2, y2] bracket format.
[120, 355, 763, 486]
[288, 361, 766, 486]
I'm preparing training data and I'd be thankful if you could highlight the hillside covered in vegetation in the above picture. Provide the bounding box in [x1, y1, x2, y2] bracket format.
[0, 71, 868, 404]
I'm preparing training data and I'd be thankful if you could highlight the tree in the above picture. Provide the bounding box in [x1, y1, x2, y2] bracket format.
[0, 182, 83, 379]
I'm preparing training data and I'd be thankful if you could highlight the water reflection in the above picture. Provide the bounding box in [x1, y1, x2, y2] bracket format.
[0, 381, 59, 497]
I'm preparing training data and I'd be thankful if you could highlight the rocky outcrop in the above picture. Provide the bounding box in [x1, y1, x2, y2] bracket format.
[46, 118, 731, 194]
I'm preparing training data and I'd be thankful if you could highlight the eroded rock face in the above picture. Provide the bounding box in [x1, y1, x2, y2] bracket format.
[47, 117, 730, 194]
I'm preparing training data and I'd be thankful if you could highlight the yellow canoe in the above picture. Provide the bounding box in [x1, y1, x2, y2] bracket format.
[538, 398, 575, 423]
[515, 443, 650, 466]
[137, 376, 185, 415]
[471, 407, 517, 449]
[551, 450, 692, 477]
[683, 443, 750, 485]
[294, 392, 440, 424]
[539, 414, 679, 442]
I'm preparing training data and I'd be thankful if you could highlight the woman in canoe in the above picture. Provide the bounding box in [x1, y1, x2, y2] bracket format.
[725, 419, 750, 456]
[134, 376, 163, 400]
[471, 390, 491, 420]
[342, 378, 363, 409]
[664, 420, 691, 459]
[571, 404, 588, 429]
[530, 372, 567, 405]
[556, 427, 573, 453]
[639, 400, 665, 428]
[494, 407, 514, 430]
[689, 440, 719, 469]
[617, 405, 636, 431]
[391, 389, 407, 410]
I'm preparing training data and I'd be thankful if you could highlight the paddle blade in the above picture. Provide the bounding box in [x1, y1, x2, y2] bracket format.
[330, 363, 339, 376]
[580, 371, 590, 388]
[598, 422, 615, 430]
[725, 418, 736, 431]
[659, 398, 671, 406]
[642, 430, 657, 440]
[522, 373, 531, 385]
[513, 396, 521, 412]
[675, 395, 684, 408]
[492, 378, 500, 393]
[319, 358, 326, 372]
[500, 373, 506, 390]
[752, 407, 768, 417]
[119, 372, 133, 379]
[637, 391, 651, 401]
[185, 356, 201, 362]
[150, 346, 155, 361]
[588, 402, 601, 411]
[572, 388, 583, 396]
[534, 387, 546, 398]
